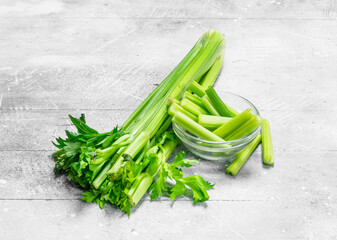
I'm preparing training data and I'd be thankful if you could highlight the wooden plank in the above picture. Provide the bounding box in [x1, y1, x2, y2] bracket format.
[0, 199, 336, 239]
[0, 109, 336, 151]
[1, 150, 336, 202]
[0, 0, 337, 19]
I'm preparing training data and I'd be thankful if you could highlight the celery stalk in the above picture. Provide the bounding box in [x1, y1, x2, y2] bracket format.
[213, 108, 255, 138]
[198, 114, 231, 130]
[226, 104, 239, 117]
[172, 111, 225, 142]
[188, 83, 238, 116]
[107, 131, 150, 177]
[226, 115, 262, 141]
[183, 91, 204, 108]
[128, 173, 153, 206]
[181, 98, 209, 116]
[261, 119, 274, 166]
[226, 134, 261, 176]
[205, 86, 235, 117]
[107, 30, 225, 182]
[188, 81, 206, 98]
[200, 54, 224, 89]
[168, 102, 198, 122]
[201, 95, 220, 116]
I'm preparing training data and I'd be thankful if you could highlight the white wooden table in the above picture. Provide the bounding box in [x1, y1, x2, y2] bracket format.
[1, 1, 336, 239]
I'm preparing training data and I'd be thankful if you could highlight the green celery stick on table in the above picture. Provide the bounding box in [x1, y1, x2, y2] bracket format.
[261, 119, 274, 165]
[226, 134, 262, 176]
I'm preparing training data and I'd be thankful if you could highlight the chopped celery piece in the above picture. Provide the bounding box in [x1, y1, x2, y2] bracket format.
[226, 114, 262, 141]
[226, 134, 261, 176]
[168, 102, 198, 122]
[201, 95, 220, 116]
[168, 98, 180, 105]
[200, 54, 224, 89]
[198, 115, 231, 130]
[172, 111, 225, 142]
[213, 108, 255, 139]
[225, 103, 239, 117]
[181, 98, 209, 116]
[205, 86, 235, 117]
[188, 81, 206, 98]
[261, 119, 274, 166]
[183, 91, 204, 108]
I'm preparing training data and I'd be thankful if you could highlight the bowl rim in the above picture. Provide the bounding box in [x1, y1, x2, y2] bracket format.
[172, 91, 261, 148]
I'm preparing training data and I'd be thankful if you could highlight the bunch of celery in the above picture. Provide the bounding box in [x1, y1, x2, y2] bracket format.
[168, 83, 274, 175]
[52, 30, 225, 214]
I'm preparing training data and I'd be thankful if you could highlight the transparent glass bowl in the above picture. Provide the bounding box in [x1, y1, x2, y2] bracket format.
[172, 92, 260, 161]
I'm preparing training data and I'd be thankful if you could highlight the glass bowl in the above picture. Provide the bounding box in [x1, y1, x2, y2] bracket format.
[172, 92, 260, 161]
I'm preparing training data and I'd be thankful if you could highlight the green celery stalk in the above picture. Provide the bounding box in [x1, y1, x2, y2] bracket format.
[226, 115, 262, 141]
[122, 31, 210, 131]
[261, 119, 274, 166]
[225, 104, 239, 117]
[188, 81, 206, 98]
[168, 102, 198, 122]
[183, 91, 204, 108]
[168, 98, 180, 105]
[205, 86, 235, 117]
[172, 111, 225, 142]
[200, 53, 224, 89]
[188, 82, 238, 117]
[92, 147, 126, 188]
[107, 131, 150, 177]
[226, 134, 261, 176]
[131, 30, 225, 138]
[198, 114, 231, 130]
[180, 98, 209, 116]
[155, 115, 173, 139]
[129, 132, 179, 207]
[201, 95, 220, 116]
[107, 30, 225, 182]
[128, 173, 153, 206]
[213, 108, 255, 138]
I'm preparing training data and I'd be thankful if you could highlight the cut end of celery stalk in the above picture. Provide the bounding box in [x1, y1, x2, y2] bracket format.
[261, 119, 274, 166]
[181, 98, 209, 116]
[168, 102, 198, 122]
[183, 91, 204, 108]
[188, 81, 206, 98]
[172, 111, 225, 142]
[226, 134, 262, 176]
[225, 114, 262, 141]
[213, 108, 255, 139]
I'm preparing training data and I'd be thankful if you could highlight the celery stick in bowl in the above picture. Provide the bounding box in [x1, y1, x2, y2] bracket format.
[172, 92, 260, 161]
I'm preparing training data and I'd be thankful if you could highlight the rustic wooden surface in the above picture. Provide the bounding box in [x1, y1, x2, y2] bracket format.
[1, 0, 337, 239]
